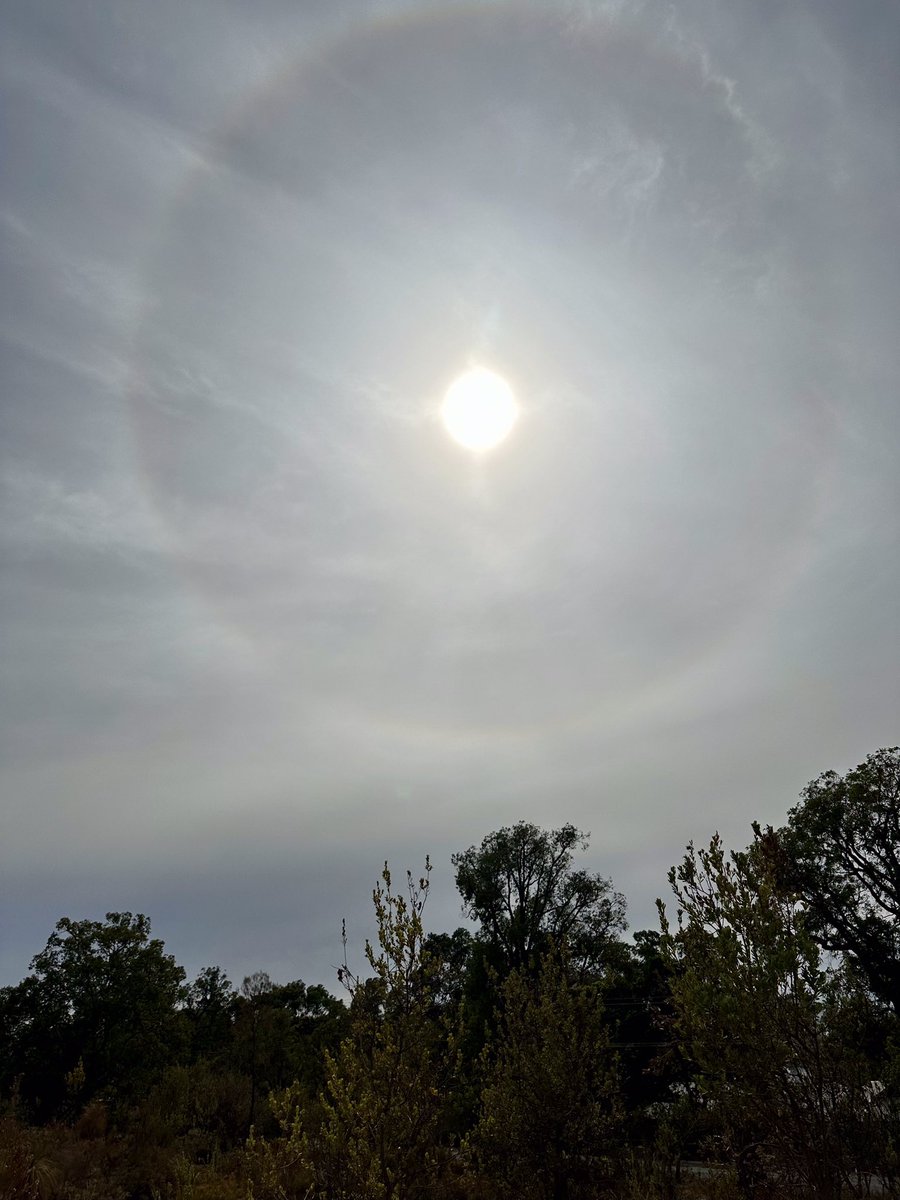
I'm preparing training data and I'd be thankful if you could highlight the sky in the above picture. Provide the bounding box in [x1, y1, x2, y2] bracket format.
[2, 0, 898, 992]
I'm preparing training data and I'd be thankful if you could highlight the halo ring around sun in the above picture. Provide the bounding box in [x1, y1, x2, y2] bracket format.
[126, 3, 834, 740]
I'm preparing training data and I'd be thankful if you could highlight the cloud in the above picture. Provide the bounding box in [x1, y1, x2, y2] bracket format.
[1, 0, 898, 990]
[3, 464, 166, 556]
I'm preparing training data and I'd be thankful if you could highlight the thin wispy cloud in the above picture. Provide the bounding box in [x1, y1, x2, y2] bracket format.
[1, 0, 897, 990]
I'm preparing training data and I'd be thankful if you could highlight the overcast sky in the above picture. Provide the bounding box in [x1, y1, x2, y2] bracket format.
[2, 0, 898, 991]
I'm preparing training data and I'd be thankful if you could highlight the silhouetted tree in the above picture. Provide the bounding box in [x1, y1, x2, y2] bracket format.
[774, 747, 900, 1014]
[604, 930, 682, 1145]
[452, 822, 626, 978]
[185, 965, 236, 1062]
[0, 912, 186, 1121]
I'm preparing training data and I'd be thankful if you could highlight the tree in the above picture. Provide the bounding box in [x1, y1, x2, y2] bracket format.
[236, 973, 278, 1135]
[422, 927, 474, 1012]
[452, 822, 626, 978]
[233, 972, 348, 1135]
[659, 832, 888, 1200]
[297, 860, 455, 1200]
[604, 929, 683, 1144]
[472, 948, 622, 1200]
[185, 965, 236, 1062]
[271, 981, 349, 1097]
[0, 912, 186, 1120]
[774, 747, 900, 1014]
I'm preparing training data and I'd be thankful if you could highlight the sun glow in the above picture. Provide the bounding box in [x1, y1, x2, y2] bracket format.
[441, 368, 518, 452]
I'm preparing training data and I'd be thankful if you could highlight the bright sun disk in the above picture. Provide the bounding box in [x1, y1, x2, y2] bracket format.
[441, 368, 518, 452]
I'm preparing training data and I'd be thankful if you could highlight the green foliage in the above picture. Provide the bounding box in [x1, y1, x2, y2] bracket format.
[242, 1082, 315, 1200]
[302, 859, 456, 1200]
[138, 1061, 252, 1155]
[775, 746, 900, 1014]
[422, 928, 475, 1012]
[603, 929, 683, 1135]
[229, 971, 350, 1140]
[0, 789, 897, 1200]
[185, 967, 236, 1063]
[0, 912, 187, 1120]
[659, 831, 893, 1198]
[472, 950, 622, 1200]
[453, 822, 626, 978]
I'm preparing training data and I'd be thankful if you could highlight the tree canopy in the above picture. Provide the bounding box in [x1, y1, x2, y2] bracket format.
[0, 912, 187, 1120]
[452, 821, 626, 976]
[774, 746, 900, 1013]
[2, 755, 898, 1199]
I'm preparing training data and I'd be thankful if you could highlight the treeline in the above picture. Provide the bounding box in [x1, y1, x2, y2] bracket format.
[1, 747, 899, 1199]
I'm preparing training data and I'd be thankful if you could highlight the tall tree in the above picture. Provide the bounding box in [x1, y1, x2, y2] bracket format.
[0, 912, 186, 1120]
[236, 972, 277, 1135]
[452, 822, 626, 978]
[774, 746, 900, 1014]
[185, 965, 236, 1063]
[660, 833, 889, 1200]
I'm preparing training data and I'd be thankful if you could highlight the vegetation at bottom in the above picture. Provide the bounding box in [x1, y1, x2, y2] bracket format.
[2, 747, 899, 1199]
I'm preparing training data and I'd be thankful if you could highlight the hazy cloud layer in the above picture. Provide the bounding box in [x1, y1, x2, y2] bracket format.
[2, 0, 898, 989]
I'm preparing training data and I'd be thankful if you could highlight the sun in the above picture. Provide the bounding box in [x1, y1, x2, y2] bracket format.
[441, 367, 518, 452]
